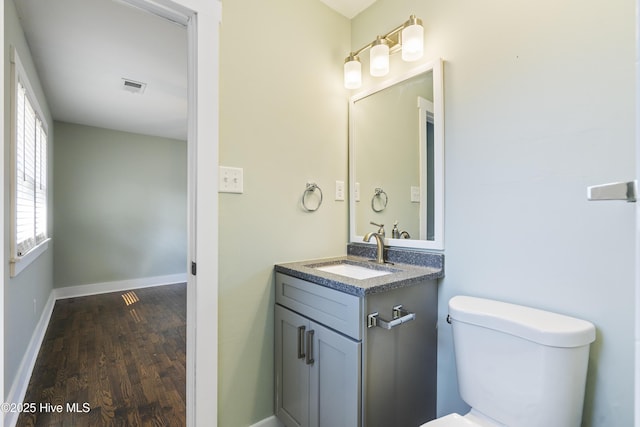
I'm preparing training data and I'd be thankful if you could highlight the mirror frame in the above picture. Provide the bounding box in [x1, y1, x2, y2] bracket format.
[349, 58, 444, 250]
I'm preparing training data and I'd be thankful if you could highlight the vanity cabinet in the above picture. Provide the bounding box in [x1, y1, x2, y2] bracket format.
[275, 270, 437, 427]
[275, 305, 361, 427]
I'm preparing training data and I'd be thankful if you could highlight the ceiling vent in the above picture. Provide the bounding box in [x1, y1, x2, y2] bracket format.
[121, 78, 147, 94]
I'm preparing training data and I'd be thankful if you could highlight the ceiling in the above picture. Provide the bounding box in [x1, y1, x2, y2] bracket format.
[14, 0, 373, 141]
[320, 0, 377, 19]
[14, 0, 188, 140]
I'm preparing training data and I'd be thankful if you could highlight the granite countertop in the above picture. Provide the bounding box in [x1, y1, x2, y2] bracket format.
[275, 255, 443, 297]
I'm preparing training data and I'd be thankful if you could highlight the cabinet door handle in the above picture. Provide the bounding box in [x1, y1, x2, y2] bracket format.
[297, 326, 306, 359]
[305, 330, 315, 365]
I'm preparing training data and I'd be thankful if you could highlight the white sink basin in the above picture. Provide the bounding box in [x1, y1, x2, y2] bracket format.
[314, 263, 392, 280]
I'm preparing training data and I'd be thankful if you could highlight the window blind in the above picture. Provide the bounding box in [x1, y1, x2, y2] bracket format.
[15, 80, 47, 257]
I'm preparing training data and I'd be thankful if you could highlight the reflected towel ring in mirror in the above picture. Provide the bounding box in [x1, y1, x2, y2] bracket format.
[302, 182, 323, 212]
[371, 187, 388, 212]
[349, 59, 444, 250]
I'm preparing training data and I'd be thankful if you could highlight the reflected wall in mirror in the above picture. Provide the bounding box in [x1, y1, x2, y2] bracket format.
[349, 59, 443, 250]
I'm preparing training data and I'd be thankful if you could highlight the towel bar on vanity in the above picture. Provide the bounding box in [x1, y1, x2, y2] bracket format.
[367, 305, 416, 330]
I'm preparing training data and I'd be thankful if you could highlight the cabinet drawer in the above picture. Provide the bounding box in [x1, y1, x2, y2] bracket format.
[276, 273, 362, 340]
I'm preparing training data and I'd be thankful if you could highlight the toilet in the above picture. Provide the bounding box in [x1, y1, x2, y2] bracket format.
[422, 295, 596, 427]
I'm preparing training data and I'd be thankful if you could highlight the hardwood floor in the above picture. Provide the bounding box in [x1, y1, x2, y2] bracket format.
[16, 283, 186, 427]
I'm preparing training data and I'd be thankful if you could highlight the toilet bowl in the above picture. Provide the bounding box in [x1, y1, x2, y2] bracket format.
[421, 296, 595, 427]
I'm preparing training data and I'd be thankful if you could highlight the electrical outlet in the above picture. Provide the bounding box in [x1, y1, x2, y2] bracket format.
[335, 181, 345, 201]
[219, 166, 244, 193]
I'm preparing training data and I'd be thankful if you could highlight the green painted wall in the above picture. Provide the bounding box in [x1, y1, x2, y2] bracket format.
[352, 0, 635, 425]
[4, 0, 54, 396]
[53, 122, 187, 288]
[218, 0, 350, 425]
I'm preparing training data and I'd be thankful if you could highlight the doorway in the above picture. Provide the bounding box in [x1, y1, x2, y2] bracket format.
[2, 0, 219, 425]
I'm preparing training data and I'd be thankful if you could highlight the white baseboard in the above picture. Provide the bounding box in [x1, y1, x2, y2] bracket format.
[4, 291, 56, 427]
[250, 416, 284, 427]
[54, 273, 187, 300]
[5, 273, 187, 427]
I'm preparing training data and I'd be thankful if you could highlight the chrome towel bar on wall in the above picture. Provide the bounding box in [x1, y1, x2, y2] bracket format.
[587, 180, 637, 202]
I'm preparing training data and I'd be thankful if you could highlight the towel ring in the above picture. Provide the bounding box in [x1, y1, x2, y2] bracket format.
[302, 183, 323, 212]
[371, 188, 388, 212]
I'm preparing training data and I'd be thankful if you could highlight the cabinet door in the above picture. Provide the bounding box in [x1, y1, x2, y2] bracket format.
[309, 322, 361, 427]
[275, 305, 311, 427]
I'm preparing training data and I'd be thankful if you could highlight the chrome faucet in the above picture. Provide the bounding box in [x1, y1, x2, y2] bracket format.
[363, 231, 386, 264]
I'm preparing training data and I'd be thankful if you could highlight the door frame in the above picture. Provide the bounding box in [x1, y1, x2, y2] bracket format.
[157, 1, 221, 425]
[96, 4, 220, 425]
[636, 1, 640, 425]
[118, 2, 221, 425]
[1, 1, 5, 423]
[0, 0, 220, 426]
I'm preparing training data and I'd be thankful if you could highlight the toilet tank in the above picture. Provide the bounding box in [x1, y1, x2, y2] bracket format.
[448, 296, 596, 427]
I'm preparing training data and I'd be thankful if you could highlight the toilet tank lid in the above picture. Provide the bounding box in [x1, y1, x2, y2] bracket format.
[448, 296, 596, 347]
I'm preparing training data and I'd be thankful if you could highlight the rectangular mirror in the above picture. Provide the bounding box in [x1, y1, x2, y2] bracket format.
[349, 59, 444, 250]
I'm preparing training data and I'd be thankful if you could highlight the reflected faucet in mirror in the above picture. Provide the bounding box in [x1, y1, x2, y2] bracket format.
[392, 221, 411, 239]
[349, 59, 444, 250]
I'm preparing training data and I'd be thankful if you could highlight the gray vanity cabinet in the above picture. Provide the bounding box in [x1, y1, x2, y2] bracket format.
[275, 305, 361, 427]
[275, 273, 362, 427]
[275, 271, 438, 427]
[275, 306, 312, 427]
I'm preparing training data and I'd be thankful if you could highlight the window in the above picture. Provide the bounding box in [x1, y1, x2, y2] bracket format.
[10, 48, 49, 276]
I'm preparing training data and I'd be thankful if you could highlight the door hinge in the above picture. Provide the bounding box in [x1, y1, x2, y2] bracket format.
[191, 261, 197, 276]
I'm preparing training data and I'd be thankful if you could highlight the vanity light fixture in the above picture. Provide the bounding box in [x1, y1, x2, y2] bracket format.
[401, 15, 424, 61]
[344, 53, 362, 89]
[370, 36, 390, 77]
[343, 14, 424, 89]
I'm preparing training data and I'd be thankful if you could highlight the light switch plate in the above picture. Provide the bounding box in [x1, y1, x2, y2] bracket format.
[219, 166, 244, 193]
[355, 182, 361, 202]
[410, 186, 420, 202]
[335, 181, 345, 201]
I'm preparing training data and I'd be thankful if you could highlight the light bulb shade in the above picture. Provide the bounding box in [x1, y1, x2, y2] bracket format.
[370, 39, 390, 77]
[401, 21, 424, 62]
[344, 56, 362, 89]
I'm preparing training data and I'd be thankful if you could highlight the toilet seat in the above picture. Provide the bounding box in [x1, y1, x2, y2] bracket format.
[420, 413, 480, 427]
[420, 411, 503, 427]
